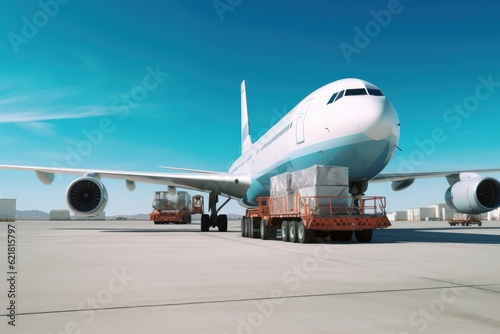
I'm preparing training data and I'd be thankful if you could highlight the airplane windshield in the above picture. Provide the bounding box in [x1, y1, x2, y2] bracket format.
[327, 87, 384, 105]
[344, 88, 368, 96]
[367, 88, 384, 96]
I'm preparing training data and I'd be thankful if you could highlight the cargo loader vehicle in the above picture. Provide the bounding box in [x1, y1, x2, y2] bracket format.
[242, 166, 391, 243]
[150, 191, 204, 224]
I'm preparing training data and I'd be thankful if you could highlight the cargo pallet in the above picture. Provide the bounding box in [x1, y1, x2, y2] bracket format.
[448, 214, 482, 226]
[242, 194, 390, 243]
[150, 191, 204, 225]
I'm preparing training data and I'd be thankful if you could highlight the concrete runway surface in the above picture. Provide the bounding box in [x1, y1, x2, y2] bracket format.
[1, 220, 500, 334]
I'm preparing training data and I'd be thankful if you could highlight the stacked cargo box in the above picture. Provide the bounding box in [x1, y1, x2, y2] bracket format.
[177, 191, 192, 209]
[269, 172, 295, 212]
[270, 165, 350, 216]
[153, 191, 192, 211]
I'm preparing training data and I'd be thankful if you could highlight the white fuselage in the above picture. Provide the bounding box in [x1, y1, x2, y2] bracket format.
[228, 78, 400, 207]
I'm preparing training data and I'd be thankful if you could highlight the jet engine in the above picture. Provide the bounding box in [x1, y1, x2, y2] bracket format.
[66, 177, 108, 216]
[445, 176, 500, 214]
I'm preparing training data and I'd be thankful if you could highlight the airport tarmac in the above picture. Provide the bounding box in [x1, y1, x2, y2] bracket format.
[1, 220, 500, 334]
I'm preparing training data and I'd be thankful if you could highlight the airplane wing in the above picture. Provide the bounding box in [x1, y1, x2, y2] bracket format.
[371, 168, 500, 191]
[0, 164, 252, 199]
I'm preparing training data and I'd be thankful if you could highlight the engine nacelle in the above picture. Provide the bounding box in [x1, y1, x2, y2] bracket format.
[445, 176, 500, 214]
[67, 177, 108, 216]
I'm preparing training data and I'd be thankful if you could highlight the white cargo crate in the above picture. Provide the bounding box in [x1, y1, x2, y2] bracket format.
[291, 165, 349, 189]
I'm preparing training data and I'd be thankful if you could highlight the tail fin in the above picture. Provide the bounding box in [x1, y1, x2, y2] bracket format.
[241, 80, 252, 153]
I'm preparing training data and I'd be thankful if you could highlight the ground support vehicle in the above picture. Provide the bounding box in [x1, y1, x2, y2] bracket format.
[448, 213, 482, 226]
[150, 191, 204, 224]
[242, 194, 390, 244]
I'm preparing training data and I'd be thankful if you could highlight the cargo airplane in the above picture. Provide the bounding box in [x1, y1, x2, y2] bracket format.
[1, 78, 500, 231]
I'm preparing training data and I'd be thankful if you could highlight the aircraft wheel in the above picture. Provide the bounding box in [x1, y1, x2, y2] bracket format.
[354, 230, 373, 243]
[289, 221, 298, 243]
[338, 231, 353, 242]
[218, 214, 228, 232]
[281, 221, 290, 242]
[201, 214, 210, 232]
[297, 221, 314, 244]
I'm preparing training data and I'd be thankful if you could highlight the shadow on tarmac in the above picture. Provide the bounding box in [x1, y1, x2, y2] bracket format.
[53, 226, 500, 245]
[368, 226, 500, 245]
[54, 227, 240, 234]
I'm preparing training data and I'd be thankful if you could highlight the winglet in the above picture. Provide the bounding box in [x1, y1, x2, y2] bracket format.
[241, 80, 252, 153]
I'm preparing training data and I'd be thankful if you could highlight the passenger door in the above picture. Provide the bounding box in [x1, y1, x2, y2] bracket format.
[296, 98, 313, 144]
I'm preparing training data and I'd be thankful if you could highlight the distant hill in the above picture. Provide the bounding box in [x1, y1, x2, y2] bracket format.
[16, 210, 49, 220]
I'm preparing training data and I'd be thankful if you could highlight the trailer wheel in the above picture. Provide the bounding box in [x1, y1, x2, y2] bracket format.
[281, 221, 290, 242]
[289, 221, 298, 243]
[479, 222, 482, 226]
[338, 231, 353, 242]
[201, 214, 210, 232]
[182, 215, 191, 224]
[246, 218, 253, 238]
[268, 228, 277, 240]
[218, 215, 228, 232]
[247, 218, 258, 238]
[241, 218, 246, 237]
[297, 221, 314, 244]
[329, 231, 340, 241]
[260, 220, 268, 240]
[355, 230, 373, 243]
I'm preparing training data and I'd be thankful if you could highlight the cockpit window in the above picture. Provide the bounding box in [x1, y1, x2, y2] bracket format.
[335, 90, 344, 101]
[344, 88, 368, 96]
[327, 87, 384, 105]
[327, 92, 338, 104]
[367, 88, 384, 96]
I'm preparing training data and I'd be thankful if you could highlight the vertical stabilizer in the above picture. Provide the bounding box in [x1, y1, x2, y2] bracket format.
[241, 80, 252, 153]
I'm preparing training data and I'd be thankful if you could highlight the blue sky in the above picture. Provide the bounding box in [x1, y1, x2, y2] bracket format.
[1, 0, 500, 215]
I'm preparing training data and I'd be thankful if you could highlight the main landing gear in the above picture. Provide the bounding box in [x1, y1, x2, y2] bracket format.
[201, 192, 230, 232]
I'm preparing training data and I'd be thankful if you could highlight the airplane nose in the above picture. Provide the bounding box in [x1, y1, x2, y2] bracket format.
[358, 100, 398, 141]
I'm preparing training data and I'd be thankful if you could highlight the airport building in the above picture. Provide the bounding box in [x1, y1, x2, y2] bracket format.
[0, 199, 16, 222]
[407, 207, 436, 221]
[429, 203, 455, 220]
[386, 211, 408, 221]
[487, 208, 500, 221]
[407, 203, 453, 221]
[49, 210, 71, 221]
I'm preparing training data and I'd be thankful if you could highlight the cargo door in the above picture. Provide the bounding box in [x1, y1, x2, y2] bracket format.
[296, 98, 313, 144]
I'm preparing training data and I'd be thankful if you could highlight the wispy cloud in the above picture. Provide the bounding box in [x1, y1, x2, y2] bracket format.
[0, 105, 110, 123]
[0, 85, 112, 125]
[16, 122, 56, 136]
